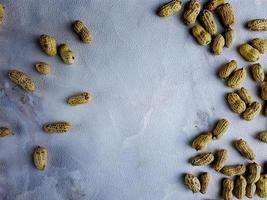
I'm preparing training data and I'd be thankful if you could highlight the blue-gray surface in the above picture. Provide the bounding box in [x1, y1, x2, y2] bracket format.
[0, 0, 267, 199]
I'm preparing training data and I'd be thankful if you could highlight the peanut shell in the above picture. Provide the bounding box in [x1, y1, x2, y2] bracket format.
[224, 29, 236, 48]
[58, 44, 75, 65]
[43, 122, 72, 133]
[220, 164, 246, 176]
[247, 19, 267, 31]
[242, 101, 261, 121]
[35, 62, 51, 75]
[237, 87, 252, 105]
[212, 149, 228, 171]
[256, 174, 267, 198]
[258, 131, 267, 143]
[234, 139, 255, 160]
[217, 3, 235, 28]
[250, 63, 265, 82]
[246, 162, 261, 184]
[226, 68, 246, 88]
[218, 60, 237, 79]
[250, 38, 267, 54]
[190, 152, 214, 166]
[191, 132, 212, 151]
[0, 4, 5, 26]
[199, 9, 217, 35]
[212, 34, 225, 55]
[234, 175, 247, 199]
[221, 178, 234, 200]
[157, 0, 182, 17]
[226, 92, 246, 114]
[239, 43, 260, 62]
[0, 127, 11, 137]
[73, 20, 93, 43]
[67, 92, 92, 106]
[184, 173, 201, 193]
[8, 70, 35, 92]
[191, 25, 211, 45]
[33, 146, 48, 171]
[199, 172, 211, 194]
[261, 82, 267, 100]
[213, 119, 229, 139]
[39, 34, 57, 56]
[183, 0, 201, 25]
[206, 0, 224, 11]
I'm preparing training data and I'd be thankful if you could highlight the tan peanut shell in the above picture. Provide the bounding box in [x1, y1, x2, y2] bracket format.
[73, 20, 93, 43]
[224, 29, 236, 48]
[58, 44, 75, 65]
[35, 62, 51, 75]
[250, 38, 267, 54]
[218, 60, 237, 79]
[212, 149, 228, 171]
[191, 25, 211, 45]
[191, 132, 212, 151]
[39, 34, 57, 56]
[0, 4, 5, 26]
[246, 183, 256, 198]
[258, 131, 267, 143]
[213, 118, 229, 139]
[199, 172, 211, 194]
[183, 0, 201, 25]
[184, 173, 201, 193]
[239, 43, 260, 62]
[43, 122, 72, 133]
[261, 82, 267, 100]
[226, 92, 246, 114]
[250, 63, 265, 82]
[157, 0, 182, 17]
[237, 87, 252, 105]
[8, 70, 36, 92]
[206, 0, 224, 11]
[199, 9, 217, 35]
[33, 146, 48, 171]
[220, 164, 246, 176]
[242, 101, 261, 121]
[234, 175, 247, 199]
[217, 3, 235, 28]
[190, 152, 214, 166]
[67, 92, 92, 106]
[212, 34, 225, 55]
[247, 19, 267, 31]
[234, 139, 255, 160]
[256, 174, 267, 198]
[247, 162, 261, 184]
[222, 178, 234, 200]
[227, 68, 246, 88]
[0, 127, 11, 137]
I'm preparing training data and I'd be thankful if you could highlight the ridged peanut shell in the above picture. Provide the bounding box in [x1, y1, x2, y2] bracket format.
[8, 70, 35, 92]
[190, 152, 214, 166]
[250, 63, 265, 82]
[218, 60, 237, 79]
[35, 62, 51, 75]
[242, 101, 261, 121]
[191, 25, 211, 45]
[199, 9, 217, 35]
[247, 19, 267, 31]
[226, 92, 246, 114]
[212, 149, 228, 171]
[246, 183, 256, 198]
[157, 0, 182, 17]
[73, 20, 93, 43]
[213, 119, 229, 139]
[199, 172, 211, 194]
[258, 131, 267, 143]
[234, 139, 255, 160]
[58, 44, 75, 65]
[43, 122, 72, 133]
[39, 34, 57, 56]
[67, 92, 92, 106]
[261, 82, 267, 100]
[184, 173, 201, 193]
[246, 162, 261, 184]
[227, 68, 246, 88]
[234, 175, 247, 199]
[224, 29, 236, 48]
[237, 87, 252, 105]
[222, 178, 234, 200]
[206, 0, 224, 11]
[192, 132, 212, 151]
[0, 127, 11, 137]
[212, 34, 225, 55]
[217, 3, 235, 28]
[256, 174, 267, 198]
[220, 164, 246, 176]
[183, 0, 201, 25]
[250, 38, 267, 54]
[33, 146, 48, 170]
[239, 43, 260, 62]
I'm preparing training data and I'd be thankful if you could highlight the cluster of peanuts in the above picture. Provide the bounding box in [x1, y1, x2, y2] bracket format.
[157, 0, 267, 199]
[0, 4, 93, 171]
[158, 0, 236, 55]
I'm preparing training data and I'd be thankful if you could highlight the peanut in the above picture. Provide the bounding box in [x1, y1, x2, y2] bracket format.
[58, 44, 75, 65]
[206, 0, 224, 12]
[0, 4, 5, 26]
[256, 174, 267, 198]
[199, 172, 211, 194]
[212, 34, 225, 55]
[247, 162, 261, 184]
[239, 43, 260, 62]
[258, 131, 267, 143]
[234, 139, 255, 160]
[226, 92, 246, 114]
[220, 164, 246, 176]
[222, 178, 234, 200]
[73, 20, 93, 43]
[67, 92, 92, 106]
[35, 62, 51, 75]
[0, 127, 11, 137]
[190, 152, 214, 166]
[212, 119, 229, 139]
[39, 34, 57, 56]
[191, 25, 211, 45]
[224, 29, 236, 48]
[242, 101, 261, 121]
[237, 87, 252, 105]
[157, 0, 182, 17]
[199, 9, 217, 35]
[250, 63, 265, 82]
[226, 68, 246, 88]
[246, 183, 256, 198]
[212, 149, 228, 171]
[218, 60, 237, 79]
[43, 122, 72, 133]
[183, 0, 201, 25]
[33, 146, 48, 171]
[184, 173, 201, 193]
[217, 3, 235, 28]
[247, 19, 267, 31]
[191, 132, 212, 151]
[250, 38, 267, 54]
[261, 82, 267, 100]
[8, 70, 35, 92]
[234, 175, 247, 199]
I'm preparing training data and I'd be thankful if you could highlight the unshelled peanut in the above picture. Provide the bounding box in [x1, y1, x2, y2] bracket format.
[226, 68, 246, 88]
[212, 118, 229, 139]
[184, 173, 201, 193]
[224, 29, 236, 48]
[39, 34, 57, 56]
[43, 122, 72, 133]
[212, 34, 225, 55]
[222, 178, 234, 200]
[234, 139, 255, 160]
[218, 60, 237, 79]
[206, 0, 224, 12]
[217, 3, 235, 28]
[242, 101, 261, 121]
[234, 175, 247, 199]
[191, 25, 211, 45]
[237, 87, 252, 105]
[247, 19, 267, 31]
[199, 172, 211, 194]
[212, 149, 228, 171]
[58, 44, 75, 65]
[183, 0, 201, 25]
[157, 0, 182, 17]
[73, 20, 93, 43]
[256, 174, 267, 198]
[220, 164, 246, 176]
[250, 63, 265, 82]
[0, 127, 11, 137]
[33, 146, 48, 171]
[226, 92, 246, 114]
[250, 38, 267, 54]
[239, 43, 260, 62]
[8, 70, 35, 92]
[192, 132, 212, 151]
[199, 9, 217, 35]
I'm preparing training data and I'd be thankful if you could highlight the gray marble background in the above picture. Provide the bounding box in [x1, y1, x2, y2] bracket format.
[0, 0, 266, 199]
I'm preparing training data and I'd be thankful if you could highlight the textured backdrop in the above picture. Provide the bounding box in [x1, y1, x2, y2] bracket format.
[0, 0, 266, 199]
